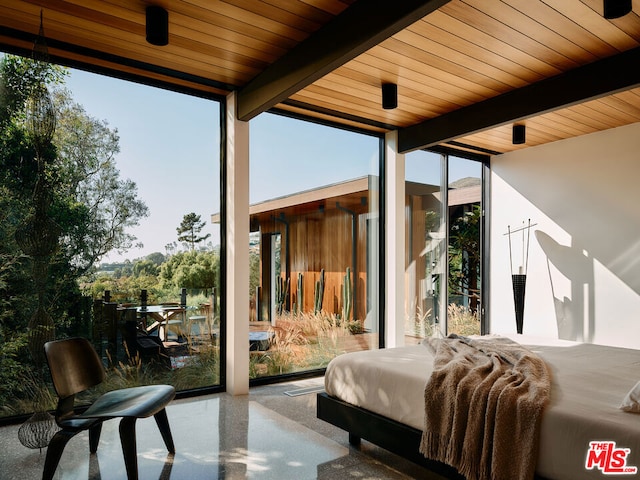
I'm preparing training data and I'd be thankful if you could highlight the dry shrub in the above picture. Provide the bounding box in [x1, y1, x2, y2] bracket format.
[249, 311, 358, 378]
[447, 303, 480, 336]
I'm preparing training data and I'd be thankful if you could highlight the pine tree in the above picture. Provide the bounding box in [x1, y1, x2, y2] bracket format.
[176, 212, 211, 251]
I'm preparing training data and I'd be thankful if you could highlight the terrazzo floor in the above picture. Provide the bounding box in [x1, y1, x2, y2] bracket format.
[0, 378, 447, 479]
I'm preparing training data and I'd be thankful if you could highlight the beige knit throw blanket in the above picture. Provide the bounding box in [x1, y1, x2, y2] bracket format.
[420, 334, 551, 480]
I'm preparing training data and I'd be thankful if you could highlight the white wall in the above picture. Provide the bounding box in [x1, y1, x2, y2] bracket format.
[490, 122, 640, 348]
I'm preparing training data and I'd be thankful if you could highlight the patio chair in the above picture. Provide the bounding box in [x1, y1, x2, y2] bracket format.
[42, 337, 176, 480]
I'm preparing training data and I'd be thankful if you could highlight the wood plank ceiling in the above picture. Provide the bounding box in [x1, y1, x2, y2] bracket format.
[1, 0, 639, 156]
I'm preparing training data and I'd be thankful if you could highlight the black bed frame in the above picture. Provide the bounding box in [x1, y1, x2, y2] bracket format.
[316, 392, 464, 479]
[317, 392, 551, 480]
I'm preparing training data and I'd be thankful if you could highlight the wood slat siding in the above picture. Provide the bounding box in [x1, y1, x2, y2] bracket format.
[256, 204, 371, 322]
[1, 0, 639, 155]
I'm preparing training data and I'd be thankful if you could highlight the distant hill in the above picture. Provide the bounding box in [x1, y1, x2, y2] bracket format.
[450, 177, 481, 189]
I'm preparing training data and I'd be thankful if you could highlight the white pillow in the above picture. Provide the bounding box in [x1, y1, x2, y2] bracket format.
[620, 381, 640, 413]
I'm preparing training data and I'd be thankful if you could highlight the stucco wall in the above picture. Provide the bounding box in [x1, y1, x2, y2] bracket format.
[490, 122, 640, 348]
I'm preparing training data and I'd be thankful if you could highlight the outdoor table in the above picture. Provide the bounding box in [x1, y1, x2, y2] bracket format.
[249, 331, 273, 351]
[137, 305, 186, 342]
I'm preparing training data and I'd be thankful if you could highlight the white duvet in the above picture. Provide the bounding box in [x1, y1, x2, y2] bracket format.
[324, 334, 640, 480]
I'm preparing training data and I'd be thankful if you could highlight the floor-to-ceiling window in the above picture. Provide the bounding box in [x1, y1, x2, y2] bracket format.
[248, 113, 381, 379]
[404, 150, 445, 339]
[447, 155, 482, 336]
[0, 54, 223, 420]
[404, 150, 485, 340]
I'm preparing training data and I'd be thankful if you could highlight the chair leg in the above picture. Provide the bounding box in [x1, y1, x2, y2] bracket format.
[119, 417, 138, 480]
[42, 429, 76, 480]
[154, 408, 175, 453]
[89, 422, 103, 453]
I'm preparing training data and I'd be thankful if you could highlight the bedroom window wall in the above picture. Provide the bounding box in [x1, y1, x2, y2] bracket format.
[404, 151, 483, 340]
[249, 113, 381, 380]
[0, 54, 223, 421]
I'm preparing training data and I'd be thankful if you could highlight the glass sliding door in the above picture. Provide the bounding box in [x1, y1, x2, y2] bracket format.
[404, 150, 485, 341]
[249, 113, 381, 379]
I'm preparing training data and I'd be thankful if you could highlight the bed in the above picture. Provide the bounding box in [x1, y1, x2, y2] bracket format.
[317, 334, 640, 480]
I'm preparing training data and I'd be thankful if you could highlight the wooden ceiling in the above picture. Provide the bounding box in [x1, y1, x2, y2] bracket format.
[1, 0, 639, 156]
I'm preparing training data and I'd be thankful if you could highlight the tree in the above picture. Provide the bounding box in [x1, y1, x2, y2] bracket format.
[145, 252, 166, 266]
[133, 259, 159, 278]
[0, 54, 149, 345]
[159, 250, 218, 291]
[176, 212, 211, 251]
[52, 88, 149, 274]
[449, 204, 481, 312]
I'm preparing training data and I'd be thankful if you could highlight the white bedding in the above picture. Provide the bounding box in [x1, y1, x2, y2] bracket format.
[324, 334, 640, 480]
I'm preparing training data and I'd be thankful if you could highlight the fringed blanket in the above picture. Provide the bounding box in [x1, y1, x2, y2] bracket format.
[420, 334, 551, 480]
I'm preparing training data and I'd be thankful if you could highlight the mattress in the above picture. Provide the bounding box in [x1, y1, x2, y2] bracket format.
[324, 334, 640, 480]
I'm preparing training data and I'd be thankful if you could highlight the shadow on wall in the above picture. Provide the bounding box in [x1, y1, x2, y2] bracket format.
[535, 231, 594, 342]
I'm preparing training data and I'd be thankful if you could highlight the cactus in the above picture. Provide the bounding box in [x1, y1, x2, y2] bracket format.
[314, 268, 325, 313]
[296, 272, 303, 314]
[275, 276, 289, 314]
[342, 267, 352, 321]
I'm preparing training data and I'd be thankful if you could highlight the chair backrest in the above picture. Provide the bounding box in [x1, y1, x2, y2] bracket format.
[44, 338, 106, 399]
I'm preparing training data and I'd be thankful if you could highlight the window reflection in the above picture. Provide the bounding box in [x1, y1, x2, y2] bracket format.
[404, 151, 483, 341]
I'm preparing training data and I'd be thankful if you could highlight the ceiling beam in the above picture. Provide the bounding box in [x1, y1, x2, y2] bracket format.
[236, 0, 451, 122]
[398, 47, 640, 154]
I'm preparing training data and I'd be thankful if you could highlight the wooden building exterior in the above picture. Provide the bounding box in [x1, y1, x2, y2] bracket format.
[247, 175, 481, 331]
[250, 176, 378, 327]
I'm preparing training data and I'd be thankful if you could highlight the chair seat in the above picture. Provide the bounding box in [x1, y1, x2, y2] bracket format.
[57, 416, 101, 431]
[80, 385, 175, 419]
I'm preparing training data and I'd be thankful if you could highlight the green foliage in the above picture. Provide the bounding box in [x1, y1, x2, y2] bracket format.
[176, 212, 211, 251]
[1, 55, 149, 363]
[249, 247, 260, 301]
[0, 332, 33, 414]
[114, 260, 134, 279]
[82, 272, 161, 304]
[275, 276, 289, 314]
[342, 267, 352, 321]
[0, 55, 66, 132]
[133, 258, 159, 277]
[145, 252, 166, 266]
[1, 55, 223, 418]
[296, 272, 303, 313]
[89, 347, 162, 402]
[168, 345, 220, 390]
[314, 269, 325, 313]
[449, 204, 481, 309]
[159, 250, 219, 290]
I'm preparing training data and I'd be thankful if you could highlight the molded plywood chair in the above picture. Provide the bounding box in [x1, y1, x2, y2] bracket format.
[43, 337, 176, 480]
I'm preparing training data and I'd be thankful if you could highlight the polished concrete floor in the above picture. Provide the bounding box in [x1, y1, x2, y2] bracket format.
[0, 378, 446, 479]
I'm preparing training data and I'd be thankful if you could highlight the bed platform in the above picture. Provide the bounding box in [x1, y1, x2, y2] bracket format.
[317, 390, 464, 479]
[318, 335, 640, 480]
